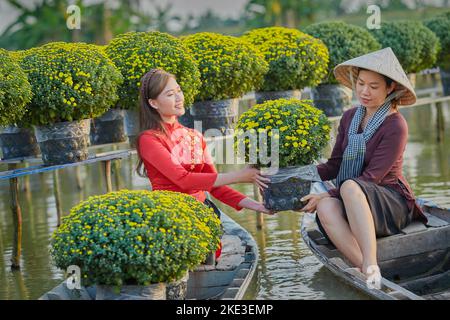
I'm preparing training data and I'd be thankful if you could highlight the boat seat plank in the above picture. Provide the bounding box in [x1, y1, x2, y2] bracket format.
[216, 235, 246, 271]
[221, 235, 246, 255]
[398, 270, 450, 295]
[424, 212, 449, 228]
[216, 255, 244, 271]
[423, 205, 450, 223]
[377, 226, 450, 261]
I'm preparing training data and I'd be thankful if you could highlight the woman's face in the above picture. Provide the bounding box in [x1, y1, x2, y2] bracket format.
[149, 77, 185, 118]
[356, 69, 396, 109]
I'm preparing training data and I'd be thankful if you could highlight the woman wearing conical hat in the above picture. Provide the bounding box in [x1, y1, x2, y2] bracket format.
[301, 48, 428, 282]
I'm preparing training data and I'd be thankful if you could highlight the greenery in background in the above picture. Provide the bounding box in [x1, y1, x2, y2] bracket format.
[304, 21, 381, 85]
[241, 27, 328, 91]
[0, 0, 150, 50]
[370, 21, 440, 74]
[105, 31, 201, 109]
[424, 12, 450, 70]
[0, 48, 32, 127]
[182, 32, 268, 101]
[235, 98, 330, 168]
[243, 0, 345, 29]
[1, 0, 449, 50]
[18, 42, 123, 126]
[51, 190, 221, 287]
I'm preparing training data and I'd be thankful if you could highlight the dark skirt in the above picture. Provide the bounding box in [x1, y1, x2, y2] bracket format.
[316, 178, 414, 242]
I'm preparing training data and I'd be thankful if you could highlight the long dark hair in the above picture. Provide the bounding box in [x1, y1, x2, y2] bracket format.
[135, 68, 176, 177]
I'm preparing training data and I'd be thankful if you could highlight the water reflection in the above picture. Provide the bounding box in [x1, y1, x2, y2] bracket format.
[0, 100, 448, 300]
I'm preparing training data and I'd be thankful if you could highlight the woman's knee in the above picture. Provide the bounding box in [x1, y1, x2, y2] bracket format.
[340, 179, 364, 199]
[317, 198, 344, 225]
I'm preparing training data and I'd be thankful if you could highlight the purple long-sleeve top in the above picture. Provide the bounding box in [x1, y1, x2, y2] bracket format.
[317, 107, 427, 223]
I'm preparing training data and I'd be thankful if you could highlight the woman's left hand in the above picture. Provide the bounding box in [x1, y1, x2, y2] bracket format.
[238, 197, 275, 215]
[251, 202, 275, 215]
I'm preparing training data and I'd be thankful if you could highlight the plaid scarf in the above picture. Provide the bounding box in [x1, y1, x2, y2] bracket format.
[336, 92, 399, 186]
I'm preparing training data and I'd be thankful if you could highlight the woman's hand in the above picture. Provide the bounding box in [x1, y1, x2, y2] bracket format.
[299, 192, 330, 213]
[238, 197, 275, 215]
[238, 166, 271, 189]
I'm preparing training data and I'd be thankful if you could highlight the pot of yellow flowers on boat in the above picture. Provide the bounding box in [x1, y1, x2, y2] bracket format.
[50, 190, 221, 300]
[235, 98, 330, 211]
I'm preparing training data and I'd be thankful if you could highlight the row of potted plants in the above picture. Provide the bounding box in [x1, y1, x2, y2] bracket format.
[2, 14, 450, 165]
[424, 12, 450, 96]
[0, 43, 123, 164]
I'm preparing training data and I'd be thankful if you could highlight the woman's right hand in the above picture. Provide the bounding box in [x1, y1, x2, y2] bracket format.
[238, 166, 271, 189]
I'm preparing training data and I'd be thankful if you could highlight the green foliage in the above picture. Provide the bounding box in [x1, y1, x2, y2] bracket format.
[51, 190, 221, 287]
[243, 0, 340, 29]
[235, 98, 331, 168]
[18, 42, 123, 126]
[424, 12, 450, 69]
[0, 0, 151, 50]
[105, 31, 201, 109]
[182, 32, 269, 101]
[370, 21, 440, 73]
[241, 27, 329, 91]
[415, 23, 441, 72]
[304, 21, 381, 84]
[0, 49, 32, 126]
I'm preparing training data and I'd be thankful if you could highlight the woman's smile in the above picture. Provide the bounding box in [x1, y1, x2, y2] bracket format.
[360, 97, 371, 105]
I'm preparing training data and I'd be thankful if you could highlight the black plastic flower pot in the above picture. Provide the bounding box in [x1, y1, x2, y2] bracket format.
[310, 84, 352, 117]
[0, 126, 40, 160]
[34, 119, 90, 166]
[254, 89, 301, 104]
[124, 109, 139, 148]
[440, 67, 450, 96]
[90, 109, 127, 145]
[166, 271, 189, 300]
[262, 165, 321, 211]
[190, 98, 238, 134]
[263, 178, 311, 211]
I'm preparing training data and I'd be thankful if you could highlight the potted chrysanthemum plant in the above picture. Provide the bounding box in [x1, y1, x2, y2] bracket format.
[241, 26, 329, 104]
[18, 42, 123, 165]
[0, 48, 37, 160]
[235, 98, 330, 211]
[51, 190, 221, 300]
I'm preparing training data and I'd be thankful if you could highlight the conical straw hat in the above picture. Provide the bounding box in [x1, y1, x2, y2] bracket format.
[333, 47, 416, 105]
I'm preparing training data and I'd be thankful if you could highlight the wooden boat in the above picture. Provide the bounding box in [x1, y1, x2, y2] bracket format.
[40, 211, 258, 300]
[301, 181, 450, 300]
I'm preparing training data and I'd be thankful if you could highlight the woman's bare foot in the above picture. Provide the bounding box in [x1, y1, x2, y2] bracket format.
[364, 264, 382, 289]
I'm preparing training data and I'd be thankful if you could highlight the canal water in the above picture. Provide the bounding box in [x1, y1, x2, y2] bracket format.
[0, 98, 448, 300]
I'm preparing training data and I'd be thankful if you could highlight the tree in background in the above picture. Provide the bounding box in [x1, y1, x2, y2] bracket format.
[149, 2, 182, 33]
[0, 0, 152, 50]
[0, 0, 72, 50]
[243, 0, 343, 29]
